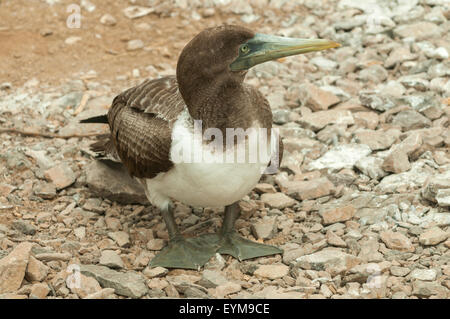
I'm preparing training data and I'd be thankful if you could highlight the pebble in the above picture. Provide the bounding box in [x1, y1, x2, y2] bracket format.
[254, 264, 289, 280]
[0, 242, 33, 294]
[419, 227, 449, 246]
[99, 250, 124, 269]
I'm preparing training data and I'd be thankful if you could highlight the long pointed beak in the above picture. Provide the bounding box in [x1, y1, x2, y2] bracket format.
[230, 33, 341, 71]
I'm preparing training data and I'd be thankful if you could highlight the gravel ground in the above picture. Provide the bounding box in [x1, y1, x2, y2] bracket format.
[0, 0, 449, 299]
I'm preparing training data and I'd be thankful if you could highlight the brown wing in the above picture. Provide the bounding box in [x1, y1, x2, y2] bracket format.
[107, 76, 186, 179]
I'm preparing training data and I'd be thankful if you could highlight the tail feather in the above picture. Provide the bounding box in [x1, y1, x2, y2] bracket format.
[80, 114, 108, 124]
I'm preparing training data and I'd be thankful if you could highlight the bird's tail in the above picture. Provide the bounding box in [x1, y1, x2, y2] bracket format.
[80, 115, 121, 163]
[79, 114, 108, 124]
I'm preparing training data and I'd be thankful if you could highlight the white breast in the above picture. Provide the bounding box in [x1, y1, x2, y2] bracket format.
[141, 109, 276, 210]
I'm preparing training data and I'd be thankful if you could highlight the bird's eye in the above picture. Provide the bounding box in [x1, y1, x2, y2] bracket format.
[240, 44, 250, 54]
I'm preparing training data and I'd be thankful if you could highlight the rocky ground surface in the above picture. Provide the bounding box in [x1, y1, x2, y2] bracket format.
[0, 0, 449, 299]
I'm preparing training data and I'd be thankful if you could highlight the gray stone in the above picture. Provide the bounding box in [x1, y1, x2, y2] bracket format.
[12, 220, 37, 236]
[99, 250, 124, 269]
[85, 161, 148, 204]
[410, 269, 437, 281]
[107, 231, 130, 248]
[198, 270, 228, 288]
[80, 265, 148, 298]
[308, 144, 372, 171]
[355, 156, 388, 180]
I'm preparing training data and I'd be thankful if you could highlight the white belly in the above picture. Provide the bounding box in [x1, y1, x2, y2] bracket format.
[141, 109, 275, 210]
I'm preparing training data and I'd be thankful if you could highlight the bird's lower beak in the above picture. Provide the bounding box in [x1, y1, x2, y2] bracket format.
[230, 33, 340, 71]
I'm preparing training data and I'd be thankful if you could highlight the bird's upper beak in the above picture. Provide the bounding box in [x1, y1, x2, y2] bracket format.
[230, 33, 341, 71]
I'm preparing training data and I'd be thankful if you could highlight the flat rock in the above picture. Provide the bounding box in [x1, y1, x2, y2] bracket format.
[107, 231, 130, 248]
[412, 280, 446, 298]
[44, 163, 76, 190]
[355, 156, 387, 180]
[410, 269, 437, 281]
[26, 256, 49, 282]
[251, 217, 277, 239]
[295, 248, 361, 276]
[99, 250, 124, 269]
[422, 171, 450, 203]
[298, 83, 340, 111]
[80, 264, 148, 298]
[391, 110, 431, 131]
[260, 193, 295, 209]
[254, 264, 289, 280]
[393, 22, 442, 40]
[198, 270, 228, 288]
[280, 177, 334, 200]
[85, 161, 148, 205]
[298, 109, 354, 132]
[379, 230, 415, 252]
[419, 227, 449, 246]
[321, 205, 356, 225]
[70, 273, 102, 298]
[353, 130, 396, 151]
[0, 242, 33, 293]
[308, 144, 372, 171]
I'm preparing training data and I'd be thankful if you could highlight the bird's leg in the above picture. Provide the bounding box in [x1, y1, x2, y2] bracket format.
[215, 202, 282, 261]
[149, 203, 217, 270]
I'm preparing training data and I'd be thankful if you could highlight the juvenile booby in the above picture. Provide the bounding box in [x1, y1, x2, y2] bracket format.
[82, 25, 339, 270]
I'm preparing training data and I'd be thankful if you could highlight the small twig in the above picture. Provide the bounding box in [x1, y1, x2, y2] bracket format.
[0, 128, 103, 139]
[73, 92, 90, 116]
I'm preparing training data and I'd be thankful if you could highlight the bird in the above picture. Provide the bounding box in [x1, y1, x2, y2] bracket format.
[81, 24, 340, 270]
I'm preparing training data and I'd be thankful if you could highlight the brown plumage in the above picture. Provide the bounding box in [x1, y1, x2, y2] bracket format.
[86, 25, 279, 180]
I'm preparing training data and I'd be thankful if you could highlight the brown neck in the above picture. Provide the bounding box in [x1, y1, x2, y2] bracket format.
[178, 73, 252, 132]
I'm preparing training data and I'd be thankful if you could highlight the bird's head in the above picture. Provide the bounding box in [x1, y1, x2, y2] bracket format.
[177, 25, 340, 102]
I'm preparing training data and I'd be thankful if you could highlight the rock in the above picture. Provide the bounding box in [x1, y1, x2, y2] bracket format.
[198, 270, 228, 288]
[310, 57, 338, 71]
[251, 217, 277, 239]
[308, 144, 372, 171]
[393, 22, 442, 40]
[436, 189, 450, 207]
[127, 39, 144, 51]
[298, 83, 340, 111]
[321, 205, 356, 225]
[280, 177, 334, 200]
[100, 14, 117, 26]
[355, 156, 387, 180]
[376, 162, 432, 193]
[85, 161, 148, 205]
[326, 230, 347, 247]
[422, 171, 450, 203]
[354, 129, 397, 151]
[143, 267, 169, 278]
[412, 280, 446, 298]
[29, 283, 50, 299]
[44, 163, 76, 190]
[384, 46, 417, 69]
[70, 273, 102, 298]
[0, 242, 33, 293]
[254, 183, 276, 194]
[107, 231, 130, 248]
[382, 150, 411, 174]
[83, 288, 115, 299]
[12, 220, 37, 236]
[260, 193, 295, 209]
[254, 264, 289, 280]
[74, 226, 86, 240]
[35, 252, 72, 262]
[65, 36, 82, 45]
[34, 182, 57, 199]
[410, 269, 437, 281]
[358, 65, 388, 84]
[379, 230, 415, 252]
[146, 239, 165, 251]
[214, 282, 242, 298]
[391, 110, 431, 131]
[298, 110, 354, 132]
[81, 265, 148, 298]
[419, 227, 449, 246]
[99, 250, 124, 269]
[123, 6, 154, 19]
[295, 248, 361, 276]
[390, 266, 410, 277]
[26, 256, 49, 282]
